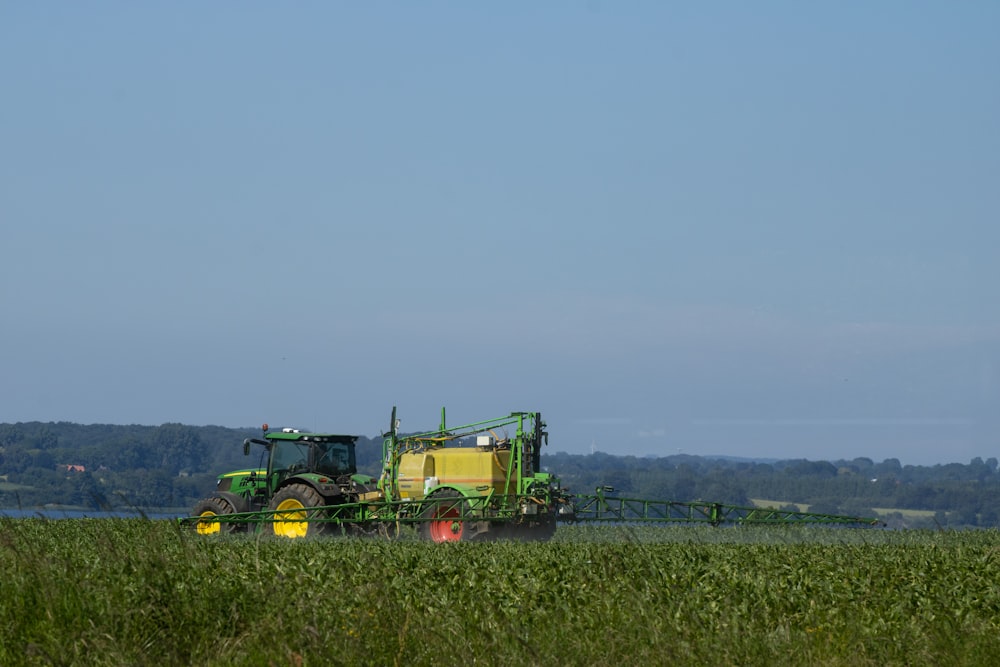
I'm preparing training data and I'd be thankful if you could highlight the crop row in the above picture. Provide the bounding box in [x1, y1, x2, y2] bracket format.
[1, 519, 999, 666]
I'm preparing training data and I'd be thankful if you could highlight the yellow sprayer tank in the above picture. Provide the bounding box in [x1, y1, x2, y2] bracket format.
[397, 447, 512, 499]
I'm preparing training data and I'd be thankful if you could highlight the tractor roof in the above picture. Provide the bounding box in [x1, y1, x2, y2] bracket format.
[265, 431, 358, 444]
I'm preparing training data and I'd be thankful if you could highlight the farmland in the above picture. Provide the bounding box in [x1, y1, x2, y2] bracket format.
[2, 519, 999, 666]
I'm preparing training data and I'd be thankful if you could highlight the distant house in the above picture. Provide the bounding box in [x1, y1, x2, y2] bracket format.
[65, 464, 86, 473]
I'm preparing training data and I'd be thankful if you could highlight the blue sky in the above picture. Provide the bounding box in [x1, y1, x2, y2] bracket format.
[2, 3, 998, 466]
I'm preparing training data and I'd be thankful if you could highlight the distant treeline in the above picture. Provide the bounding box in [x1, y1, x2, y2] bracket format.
[548, 451, 1000, 529]
[1, 421, 998, 528]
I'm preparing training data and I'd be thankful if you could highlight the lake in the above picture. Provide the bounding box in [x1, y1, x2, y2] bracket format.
[0, 507, 188, 520]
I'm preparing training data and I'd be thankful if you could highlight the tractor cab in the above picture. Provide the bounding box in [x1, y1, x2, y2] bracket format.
[244, 426, 359, 493]
[266, 431, 357, 483]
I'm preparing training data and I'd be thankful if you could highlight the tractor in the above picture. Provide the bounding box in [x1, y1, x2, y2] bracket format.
[191, 424, 376, 538]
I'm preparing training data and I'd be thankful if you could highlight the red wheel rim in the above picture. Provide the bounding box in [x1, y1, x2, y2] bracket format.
[429, 503, 463, 542]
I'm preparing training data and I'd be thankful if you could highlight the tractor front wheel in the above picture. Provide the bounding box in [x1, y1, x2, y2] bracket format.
[268, 484, 330, 539]
[192, 497, 241, 535]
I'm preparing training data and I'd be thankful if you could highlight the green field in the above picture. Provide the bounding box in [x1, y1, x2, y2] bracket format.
[750, 498, 811, 512]
[870, 507, 939, 519]
[0, 481, 34, 493]
[2, 519, 999, 666]
[750, 498, 938, 521]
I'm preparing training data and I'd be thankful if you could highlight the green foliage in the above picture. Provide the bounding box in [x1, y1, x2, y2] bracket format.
[1, 521, 999, 666]
[0, 422, 382, 511]
[548, 451, 1000, 528]
[2, 421, 1000, 527]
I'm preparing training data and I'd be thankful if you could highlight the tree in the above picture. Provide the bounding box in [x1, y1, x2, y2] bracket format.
[152, 424, 205, 474]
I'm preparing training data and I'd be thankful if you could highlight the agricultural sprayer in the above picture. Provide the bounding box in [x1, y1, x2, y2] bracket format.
[186, 407, 881, 540]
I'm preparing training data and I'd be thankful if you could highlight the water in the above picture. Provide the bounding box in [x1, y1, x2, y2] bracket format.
[0, 508, 187, 520]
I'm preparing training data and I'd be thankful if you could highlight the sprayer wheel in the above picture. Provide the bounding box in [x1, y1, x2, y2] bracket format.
[420, 490, 472, 543]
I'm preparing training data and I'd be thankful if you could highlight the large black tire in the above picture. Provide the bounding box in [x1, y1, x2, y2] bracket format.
[418, 490, 490, 543]
[192, 496, 241, 536]
[267, 484, 330, 539]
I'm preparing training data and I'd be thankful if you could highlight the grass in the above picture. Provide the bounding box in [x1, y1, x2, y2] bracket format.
[2, 519, 999, 666]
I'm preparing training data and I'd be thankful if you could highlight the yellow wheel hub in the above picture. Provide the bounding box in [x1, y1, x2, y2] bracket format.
[196, 511, 221, 536]
[273, 498, 309, 538]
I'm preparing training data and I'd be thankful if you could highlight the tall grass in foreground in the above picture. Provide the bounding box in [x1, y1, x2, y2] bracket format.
[2, 519, 999, 666]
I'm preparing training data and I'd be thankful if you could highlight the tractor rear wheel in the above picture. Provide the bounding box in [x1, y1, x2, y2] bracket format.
[268, 484, 330, 539]
[192, 497, 241, 535]
[419, 490, 488, 542]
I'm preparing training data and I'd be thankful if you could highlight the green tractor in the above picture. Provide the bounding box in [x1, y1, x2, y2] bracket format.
[192, 424, 376, 538]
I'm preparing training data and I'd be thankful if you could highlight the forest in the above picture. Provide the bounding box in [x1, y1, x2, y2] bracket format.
[1, 421, 998, 528]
